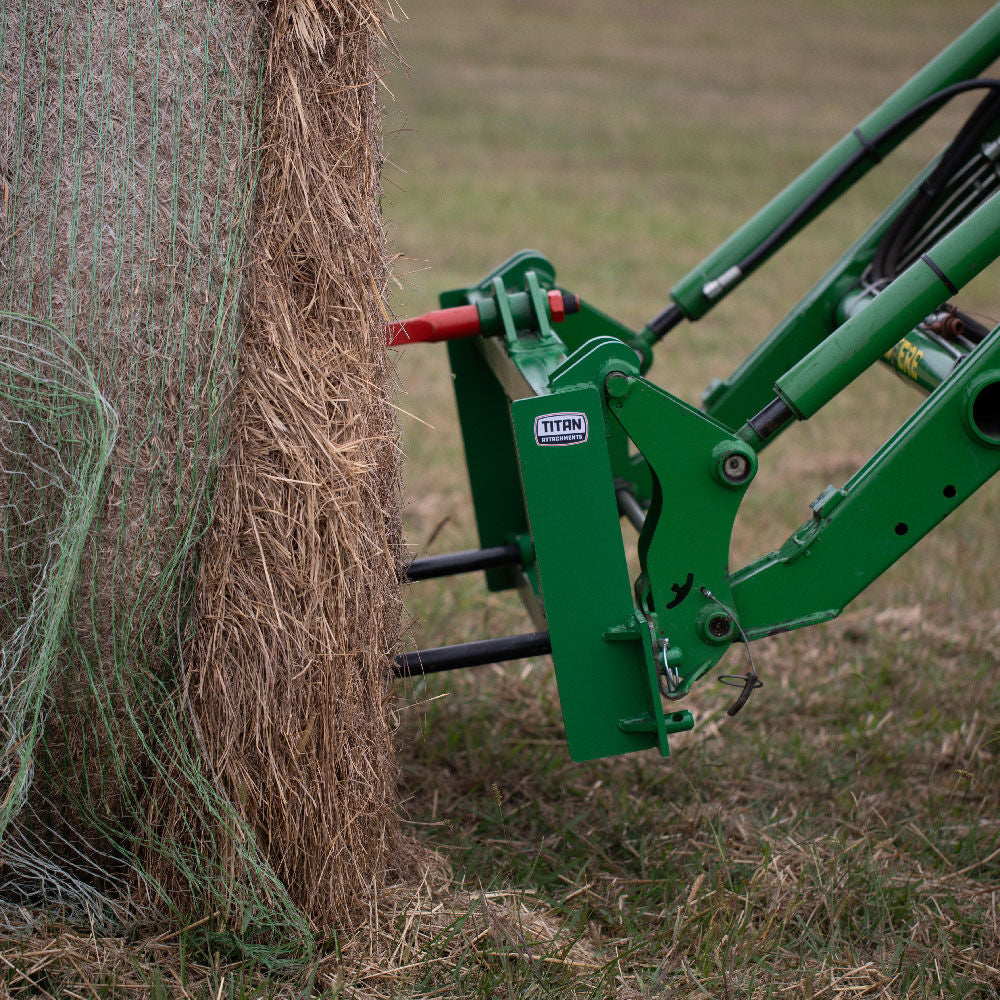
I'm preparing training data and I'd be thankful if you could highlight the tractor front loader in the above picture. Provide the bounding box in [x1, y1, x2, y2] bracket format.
[392, 5, 1000, 763]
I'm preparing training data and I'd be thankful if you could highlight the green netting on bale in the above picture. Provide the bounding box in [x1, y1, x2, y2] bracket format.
[0, 0, 311, 956]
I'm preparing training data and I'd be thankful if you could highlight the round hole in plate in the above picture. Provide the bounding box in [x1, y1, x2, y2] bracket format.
[971, 379, 1000, 442]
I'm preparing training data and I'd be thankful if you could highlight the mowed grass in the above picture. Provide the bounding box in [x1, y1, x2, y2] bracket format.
[386, 1, 1000, 997]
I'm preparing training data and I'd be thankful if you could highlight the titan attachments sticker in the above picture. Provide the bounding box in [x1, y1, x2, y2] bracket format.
[534, 411, 588, 446]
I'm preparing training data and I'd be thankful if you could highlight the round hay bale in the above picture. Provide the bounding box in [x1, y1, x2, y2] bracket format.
[0, 0, 406, 944]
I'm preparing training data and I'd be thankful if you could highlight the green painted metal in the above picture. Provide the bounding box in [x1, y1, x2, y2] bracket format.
[512, 379, 669, 761]
[443, 265, 704, 757]
[840, 290, 963, 394]
[880, 330, 960, 393]
[702, 113, 1000, 430]
[772, 189, 1000, 421]
[430, 216, 1000, 757]
[404, 6, 1000, 764]
[447, 337, 531, 592]
[440, 250, 556, 310]
[444, 252, 655, 514]
[474, 284, 553, 338]
[516, 336, 715, 758]
[444, 252, 568, 593]
[443, 279, 758, 755]
[730, 324, 1000, 638]
[701, 172, 926, 430]
[433, 205, 1000, 757]
[668, 4, 1000, 321]
[559, 297, 653, 372]
[606, 376, 755, 696]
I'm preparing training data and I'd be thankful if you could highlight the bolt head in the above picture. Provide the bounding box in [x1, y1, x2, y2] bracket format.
[721, 451, 751, 484]
[605, 372, 632, 400]
[707, 614, 732, 638]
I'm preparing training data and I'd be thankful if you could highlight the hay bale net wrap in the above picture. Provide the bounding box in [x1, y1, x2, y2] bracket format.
[0, 0, 404, 945]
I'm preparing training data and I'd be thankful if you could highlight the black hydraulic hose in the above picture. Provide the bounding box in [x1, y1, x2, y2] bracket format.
[872, 88, 1000, 280]
[738, 78, 1000, 280]
[646, 79, 1000, 340]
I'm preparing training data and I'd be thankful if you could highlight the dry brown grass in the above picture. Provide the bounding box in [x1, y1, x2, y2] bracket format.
[172, 0, 413, 927]
[0, 860, 598, 997]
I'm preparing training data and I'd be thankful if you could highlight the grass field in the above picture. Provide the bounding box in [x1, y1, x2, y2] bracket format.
[387, 1, 1000, 997]
[7, 3, 998, 997]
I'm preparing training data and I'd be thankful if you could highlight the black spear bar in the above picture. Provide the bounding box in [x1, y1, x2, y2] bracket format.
[396, 488, 644, 676]
[394, 630, 552, 677]
[403, 543, 522, 582]
[404, 487, 644, 585]
[615, 486, 646, 532]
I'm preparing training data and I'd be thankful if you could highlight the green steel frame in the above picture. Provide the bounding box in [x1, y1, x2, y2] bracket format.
[404, 4, 1000, 762]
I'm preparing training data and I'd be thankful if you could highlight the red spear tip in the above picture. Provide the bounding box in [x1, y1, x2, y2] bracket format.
[386, 304, 481, 346]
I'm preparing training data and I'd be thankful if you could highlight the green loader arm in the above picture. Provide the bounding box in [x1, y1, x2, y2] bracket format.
[395, 3, 1000, 762]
